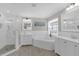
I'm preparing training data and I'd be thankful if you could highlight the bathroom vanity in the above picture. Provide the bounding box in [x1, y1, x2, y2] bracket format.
[55, 33, 79, 56]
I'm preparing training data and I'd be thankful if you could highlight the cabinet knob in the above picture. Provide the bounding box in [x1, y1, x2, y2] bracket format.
[75, 45, 77, 47]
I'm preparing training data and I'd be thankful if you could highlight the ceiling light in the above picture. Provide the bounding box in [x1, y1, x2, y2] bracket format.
[66, 3, 79, 11]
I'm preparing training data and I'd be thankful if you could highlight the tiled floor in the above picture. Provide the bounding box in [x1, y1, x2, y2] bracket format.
[8, 45, 58, 56]
[0, 45, 15, 55]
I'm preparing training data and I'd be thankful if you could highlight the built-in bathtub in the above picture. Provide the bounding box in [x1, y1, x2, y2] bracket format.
[32, 31, 57, 50]
[32, 39, 55, 50]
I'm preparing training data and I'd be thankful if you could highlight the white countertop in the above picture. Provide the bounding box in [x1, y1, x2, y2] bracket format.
[51, 33, 79, 43]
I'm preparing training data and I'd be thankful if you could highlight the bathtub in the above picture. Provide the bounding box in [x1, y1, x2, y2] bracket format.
[32, 31, 55, 50]
[32, 39, 55, 50]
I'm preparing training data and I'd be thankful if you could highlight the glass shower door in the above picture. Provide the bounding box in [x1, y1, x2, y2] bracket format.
[0, 20, 16, 55]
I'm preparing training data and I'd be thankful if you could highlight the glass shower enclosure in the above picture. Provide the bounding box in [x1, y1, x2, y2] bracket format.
[0, 15, 21, 55]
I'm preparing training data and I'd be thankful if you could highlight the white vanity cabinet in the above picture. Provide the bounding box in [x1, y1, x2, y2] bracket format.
[55, 38, 66, 55]
[65, 40, 74, 56]
[21, 34, 32, 45]
[20, 31, 32, 45]
[55, 38, 79, 56]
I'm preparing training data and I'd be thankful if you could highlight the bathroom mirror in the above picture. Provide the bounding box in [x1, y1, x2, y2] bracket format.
[62, 18, 79, 32]
[61, 6, 79, 32]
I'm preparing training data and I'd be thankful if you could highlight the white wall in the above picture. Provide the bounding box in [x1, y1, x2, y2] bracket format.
[32, 31, 49, 40]
[32, 18, 49, 40]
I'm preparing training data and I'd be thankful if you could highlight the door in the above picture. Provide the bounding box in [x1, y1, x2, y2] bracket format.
[74, 43, 79, 56]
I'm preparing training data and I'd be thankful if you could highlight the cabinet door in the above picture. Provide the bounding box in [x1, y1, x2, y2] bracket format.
[61, 39, 67, 56]
[65, 40, 74, 56]
[55, 38, 74, 56]
[55, 38, 61, 55]
[55, 38, 65, 55]
[60, 39, 74, 56]
[74, 43, 79, 56]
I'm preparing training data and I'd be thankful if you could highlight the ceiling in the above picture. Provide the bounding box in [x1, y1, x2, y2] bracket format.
[0, 3, 70, 18]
